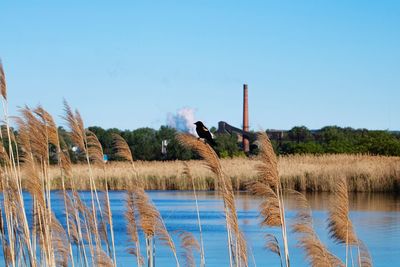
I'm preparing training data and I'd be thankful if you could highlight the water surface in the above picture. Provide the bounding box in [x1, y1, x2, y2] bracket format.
[2, 191, 400, 266]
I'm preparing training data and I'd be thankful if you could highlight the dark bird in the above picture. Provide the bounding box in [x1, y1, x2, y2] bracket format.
[194, 121, 216, 146]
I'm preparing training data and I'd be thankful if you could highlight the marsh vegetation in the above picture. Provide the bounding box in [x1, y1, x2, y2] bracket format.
[43, 155, 400, 192]
[0, 62, 378, 266]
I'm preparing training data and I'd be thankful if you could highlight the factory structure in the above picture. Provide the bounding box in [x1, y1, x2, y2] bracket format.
[216, 84, 254, 153]
[161, 84, 285, 156]
[217, 84, 284, 153]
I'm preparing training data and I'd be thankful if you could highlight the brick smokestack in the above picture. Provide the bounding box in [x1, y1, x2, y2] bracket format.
[243, 84, 250, 153]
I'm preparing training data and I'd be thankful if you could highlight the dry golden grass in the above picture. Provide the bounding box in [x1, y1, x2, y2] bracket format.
[279, 154, 400, 192]
[45, 154, 400, 192]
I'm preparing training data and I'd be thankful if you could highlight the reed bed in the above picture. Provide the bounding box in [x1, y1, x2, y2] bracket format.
[0, 61, 374, 266]
[44, 155, 400, 192]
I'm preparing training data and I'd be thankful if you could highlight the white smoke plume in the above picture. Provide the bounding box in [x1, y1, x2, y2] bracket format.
[167, 107, 197, 135]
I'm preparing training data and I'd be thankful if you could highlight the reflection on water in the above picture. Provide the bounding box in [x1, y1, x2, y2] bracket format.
[287, 192, 400, 211]
[1, 191, 399, 267]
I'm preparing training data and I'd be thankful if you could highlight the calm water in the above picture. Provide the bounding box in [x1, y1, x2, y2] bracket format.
[2, 191, 400, 266]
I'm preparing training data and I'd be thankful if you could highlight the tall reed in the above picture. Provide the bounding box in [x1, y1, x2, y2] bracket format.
[290, 190, 344, 267]
[264, 234, 282, 267]
[248, 132, 290, 267]
[18, 108, 58, 266]
[178, 133, 248, 267]
[125, 190, 144, 267]
[176, 230, 200, 267]
[86, 130, 116, 264]
[183, 163, 206, 267]
[113, 133, 180, 267]
[328, 177, 372, 267]
[63, 102, 116, 265]
[0, 61, 36, 267]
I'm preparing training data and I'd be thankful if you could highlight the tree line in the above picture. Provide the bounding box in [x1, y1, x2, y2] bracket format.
[55, 125, 400, 162]
[276, 126, 400, 156]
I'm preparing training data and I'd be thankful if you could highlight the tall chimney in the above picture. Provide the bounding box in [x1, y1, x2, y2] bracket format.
[243, 84, 250, 153]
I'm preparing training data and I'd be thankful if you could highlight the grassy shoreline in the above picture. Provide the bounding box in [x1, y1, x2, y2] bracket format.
[45, 154, 400, 192]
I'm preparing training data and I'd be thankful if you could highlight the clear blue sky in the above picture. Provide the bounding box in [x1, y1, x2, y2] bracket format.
[1, 1, 399, 131]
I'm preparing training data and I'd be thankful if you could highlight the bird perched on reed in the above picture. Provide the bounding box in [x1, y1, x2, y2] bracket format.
[194, 121, 216, 146]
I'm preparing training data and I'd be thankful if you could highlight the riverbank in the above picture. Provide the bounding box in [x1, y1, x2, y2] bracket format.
[44, 154, 400, 192]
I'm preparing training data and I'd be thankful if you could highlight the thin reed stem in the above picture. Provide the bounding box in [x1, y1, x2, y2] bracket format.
[183, 163, 206, 267]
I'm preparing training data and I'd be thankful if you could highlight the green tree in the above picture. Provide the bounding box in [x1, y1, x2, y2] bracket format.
[214, 133, 242, 158]
[155, 126, 194, 160]
[288, 126, 312, 144]
[123, 128, 159, 160]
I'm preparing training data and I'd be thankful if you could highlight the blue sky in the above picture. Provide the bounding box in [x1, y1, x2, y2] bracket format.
[0, 1, 399, 131]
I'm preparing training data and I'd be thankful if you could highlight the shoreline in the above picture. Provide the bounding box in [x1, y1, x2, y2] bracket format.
[40, 154, 400, 192]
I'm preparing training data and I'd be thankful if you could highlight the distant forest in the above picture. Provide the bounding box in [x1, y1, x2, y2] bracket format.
[55, 125, 400, 162]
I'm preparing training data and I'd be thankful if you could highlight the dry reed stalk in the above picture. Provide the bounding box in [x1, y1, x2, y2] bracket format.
[87, 130, 116, 265]
[63, 100, 85, 152]
[35, 106, 77, 266]
[0, 195, 9, 266]
[63, 101, 108, 265]
[87, 130, 106, 165]
[134, 187, 157, 266]
[61, 150, 91, 266]
[0, 166, 15, 267]
[113, 133, 179, 266]
[74, 190, 97, 262]
[183, 163, 206, 267]
[135, 187, 181, 266]
[112, 133, 155, 266]
[178, 133, 247, 267]
[156, 218, 180, 267]
[61, 175, 93, 265]
[290, 190, 344, 267]
[145, 236, 155, 267]
[112, 133, 141, 187]
[0, 73, 36, 267]
[358, 240, 372, 267]
[252, 132, 290, 267]
[64, 193, 83, 255]
[264, 234, 283, 267]
[3, 156, 30, 264]
[328, 178, 358, 244]
[112, 133, 133, 162]
[100, 192, 112, 253]
[50, 214, 70, 267]
[71, 191, 90, 265]
[17, 110, 57, 266]
[21, 107, 64, 263]
[328, 177, 358, 266]
[0, 61, 6, 100]
[175, 230, 200, 267]
[328, 178, 373, 267]
[0, 138, 17, 266]
[125, 191, 144, 267]
[248, 181, 281, 226]
[95, 248, 114, 267]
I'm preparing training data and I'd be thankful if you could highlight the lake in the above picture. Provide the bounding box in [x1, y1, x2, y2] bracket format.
[2, 191, 400, 266]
